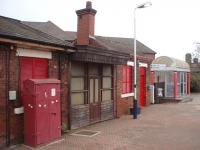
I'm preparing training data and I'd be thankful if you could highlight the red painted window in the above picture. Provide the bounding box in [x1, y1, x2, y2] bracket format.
[122, 65, 132, 94]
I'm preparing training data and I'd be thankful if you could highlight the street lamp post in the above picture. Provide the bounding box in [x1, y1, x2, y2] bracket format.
[133, 2, 152, 119]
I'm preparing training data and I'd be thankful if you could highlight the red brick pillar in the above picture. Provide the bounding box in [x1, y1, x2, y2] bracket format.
[173, 71, 178, 99]
[150, 71, 154, 85]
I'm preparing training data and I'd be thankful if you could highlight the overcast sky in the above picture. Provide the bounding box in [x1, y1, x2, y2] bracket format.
[1, 0, 200, 60]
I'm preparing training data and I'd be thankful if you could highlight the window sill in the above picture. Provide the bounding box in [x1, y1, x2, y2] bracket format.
[121, 92, 134, 98]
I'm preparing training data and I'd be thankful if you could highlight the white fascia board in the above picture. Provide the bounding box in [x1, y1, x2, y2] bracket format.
[16, 48, 52, 59]
[151, 66, 190, 72]
[121, 92, 134, 98]
[127, 61, 134, 66]
[127, 61, 148, 68]
[139, 62, 148, 68]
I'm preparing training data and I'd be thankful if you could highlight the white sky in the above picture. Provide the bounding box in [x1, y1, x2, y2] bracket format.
[1, 0, 200, 60]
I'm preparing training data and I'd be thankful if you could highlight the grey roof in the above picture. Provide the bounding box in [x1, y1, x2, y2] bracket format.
[0, 16, 71, 47]
[23, 21, 76, 41]
[22, 21, 156, 55]
[95, 36, 155, 55]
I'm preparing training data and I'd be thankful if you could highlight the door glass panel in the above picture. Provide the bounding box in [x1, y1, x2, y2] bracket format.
[95, 79, 98, 102]
[102, 90, 111, 101]
[71, 93, 84, 106]
[103, 77, 111, 88]
[71, 78, 84, 91]
[89, 79, 94, 103]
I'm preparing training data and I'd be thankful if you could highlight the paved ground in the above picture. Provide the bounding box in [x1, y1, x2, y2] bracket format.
[8, 93, 200, 150]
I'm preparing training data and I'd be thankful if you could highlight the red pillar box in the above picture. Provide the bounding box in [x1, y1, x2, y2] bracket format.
[173, 72, 178, 99]
[23, 79, 61, 147]
[187, 72, 191, 95]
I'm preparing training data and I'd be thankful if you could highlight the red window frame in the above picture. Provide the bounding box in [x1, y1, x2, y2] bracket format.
[122, 65, 132, 94]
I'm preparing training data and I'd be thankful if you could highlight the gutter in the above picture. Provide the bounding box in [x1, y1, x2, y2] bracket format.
[0, 36, 75, 53]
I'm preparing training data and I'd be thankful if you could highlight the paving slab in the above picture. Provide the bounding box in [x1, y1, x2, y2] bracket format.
[6, 93, 200, 150]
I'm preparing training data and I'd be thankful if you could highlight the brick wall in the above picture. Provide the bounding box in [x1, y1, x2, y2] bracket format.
[9, 49, 23, 145]
[145, 62, 152, 106]
[49, 52, 69, 131]
[76, 2, 96, 45]
[0, 47, 6, 147]
[0, 47, 70, 147]
[77, 14, 95, 45]
[49, 52, 59, 78]
[116, 65, 133, 117]
[116, 61, 152, 117]
[0, 46, 23, 146]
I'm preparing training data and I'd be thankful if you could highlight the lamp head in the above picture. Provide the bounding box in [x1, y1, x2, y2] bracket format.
[136, 2, 152, 9]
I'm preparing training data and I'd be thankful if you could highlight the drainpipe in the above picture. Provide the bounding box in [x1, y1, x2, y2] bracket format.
[67, 55, 71, 130]
[5, 47, 11, 146]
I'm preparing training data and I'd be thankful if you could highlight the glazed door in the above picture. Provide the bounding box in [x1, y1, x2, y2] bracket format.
[89, 78, 100, 123]
[139, 67, 146, 107]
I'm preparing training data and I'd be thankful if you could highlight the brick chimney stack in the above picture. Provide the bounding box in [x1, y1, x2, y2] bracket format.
[76, 1, 97, 45]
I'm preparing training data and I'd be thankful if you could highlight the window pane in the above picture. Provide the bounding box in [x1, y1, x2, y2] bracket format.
[102, 90, 111, 101]
[155, 71, 165, 83]
[127, 73, 132, 82]
[127, 66, 132, 82]
[126, 83, 132, 93]
[165, 72, 174, 97]
[95, 79, 99, 102]
[71, 78, 84, 91]
[71, 62, 84, 76]
[103, 77, 111, 88]
[103, 65, 112, 76]
[71, 93, 84, 106]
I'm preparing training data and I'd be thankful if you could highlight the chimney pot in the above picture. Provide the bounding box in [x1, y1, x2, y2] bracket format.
[86, 1, 92, 9]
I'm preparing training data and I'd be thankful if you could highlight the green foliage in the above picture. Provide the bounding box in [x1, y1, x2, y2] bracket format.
[191, 72, 200, 92]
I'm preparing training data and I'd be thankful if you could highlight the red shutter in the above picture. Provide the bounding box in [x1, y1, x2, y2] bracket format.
[127, 66, 132, 93]
[20, 57, 48, 105]
[122, 65, 132, 94]
[122, 66, 127, 93]
[33, 58, 48, 79]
